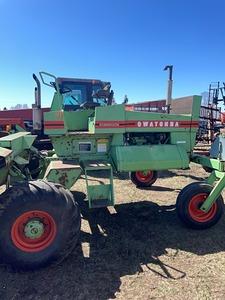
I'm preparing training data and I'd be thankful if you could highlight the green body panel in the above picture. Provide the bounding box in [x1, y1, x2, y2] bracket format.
[50, 92, 63, 111]
[64, 110, 94, 131]
[50, 134, 111, 160]
[15, 124, 26, 132]
[0, 147, 12, 186]
[112, 144, 189, 172]
[0, 133, 38, 188]
[0, 132, 36, 157]
[44, 110, 67, 136]
[44, 109, 95, 135]
[44, 160, 82, 189]
[170, 132, 192, 154]
[0, 146, 12, 159]
[192, 154, 225, 171]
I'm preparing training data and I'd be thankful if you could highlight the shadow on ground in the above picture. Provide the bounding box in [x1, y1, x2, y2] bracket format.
[1, 191, 225, 300]
[136, 185, 175, 192]
[117, 169, 207, 182]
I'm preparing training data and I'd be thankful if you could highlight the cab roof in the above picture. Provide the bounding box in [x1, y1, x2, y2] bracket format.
[56, 77, 106, 85]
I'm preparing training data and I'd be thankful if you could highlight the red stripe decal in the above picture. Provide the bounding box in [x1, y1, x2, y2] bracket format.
[44, 121, 64, 130]
[95, 120, 199, 129]
[45, 121, 64, 125]
[45, 126, 64, 130]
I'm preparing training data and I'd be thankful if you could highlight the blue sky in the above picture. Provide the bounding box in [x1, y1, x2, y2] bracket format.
[0, 0, 225, 108]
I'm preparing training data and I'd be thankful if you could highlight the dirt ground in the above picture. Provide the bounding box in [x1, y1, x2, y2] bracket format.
[1, 164, 225, 300]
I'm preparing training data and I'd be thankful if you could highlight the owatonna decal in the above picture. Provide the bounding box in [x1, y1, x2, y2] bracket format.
[137, 121, 179, 128]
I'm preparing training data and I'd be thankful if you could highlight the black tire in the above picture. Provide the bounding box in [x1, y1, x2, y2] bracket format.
[130, 170, 158, 187]
[176, 182, 224, 229]
[0, 180, 81, 270]
[177, 181, 205, 202]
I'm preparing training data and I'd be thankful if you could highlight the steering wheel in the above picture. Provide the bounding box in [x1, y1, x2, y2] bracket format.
[80, 102, 101, 109]
[60, 86, 72, 94]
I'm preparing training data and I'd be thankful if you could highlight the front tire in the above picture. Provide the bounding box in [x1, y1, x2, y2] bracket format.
[0, 180, 81, 270]
[130, 170, 158, 187]
[176, 182, 224, 229]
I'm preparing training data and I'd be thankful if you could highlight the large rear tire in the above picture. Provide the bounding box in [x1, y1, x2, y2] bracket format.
[176, 182, 224, 229]
[0, 180, 81, 270]
[130, 170, 158, 187]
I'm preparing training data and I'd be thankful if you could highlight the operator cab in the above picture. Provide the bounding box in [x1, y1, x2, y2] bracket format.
[57, 77, 113, 111]
[37, 71, 114, 112]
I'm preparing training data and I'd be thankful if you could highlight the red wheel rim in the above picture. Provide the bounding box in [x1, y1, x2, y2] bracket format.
[188, 193, 217, 222]
[11, 210, 57, 253]
[136, 171, 154, 183]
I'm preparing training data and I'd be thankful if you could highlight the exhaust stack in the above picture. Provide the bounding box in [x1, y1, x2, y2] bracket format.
[32, 74, 42, 131]
[164, 65, 173, 113]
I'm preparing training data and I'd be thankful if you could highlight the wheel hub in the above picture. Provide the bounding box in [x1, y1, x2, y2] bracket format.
[11, 210, 57, 252]
[24, 220, 44, 239]
[136, 170, 153, 182]
[188, 193, 217, 222]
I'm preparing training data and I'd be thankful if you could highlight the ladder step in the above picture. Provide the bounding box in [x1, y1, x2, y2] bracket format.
[83, 160, 114, 208]
[87, 184, 113, 208]
[91, 198, 113, 208]
[81, 159, 111, 170]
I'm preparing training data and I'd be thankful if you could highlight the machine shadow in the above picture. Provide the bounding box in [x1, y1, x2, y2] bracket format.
[2, 192, 225, 300]
[80, 169, 205, 184]
[165, 169, 206, 181]
[136, 185, 175, 191]
[72, 192, 225, 299]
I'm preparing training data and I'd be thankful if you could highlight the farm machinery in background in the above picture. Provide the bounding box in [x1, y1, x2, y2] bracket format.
[1, 69, 225, 271]
[130, 81, 225, 144]
[0, 74, 51, 149]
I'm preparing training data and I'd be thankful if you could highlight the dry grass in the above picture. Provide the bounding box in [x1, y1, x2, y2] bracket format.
[1, 164, 225, 299]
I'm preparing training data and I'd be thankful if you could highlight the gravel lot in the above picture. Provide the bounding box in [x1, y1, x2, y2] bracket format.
[1, 163, 225, 299]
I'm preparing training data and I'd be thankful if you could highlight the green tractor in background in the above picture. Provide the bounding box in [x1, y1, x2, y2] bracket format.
[0, 71, 224, 270]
